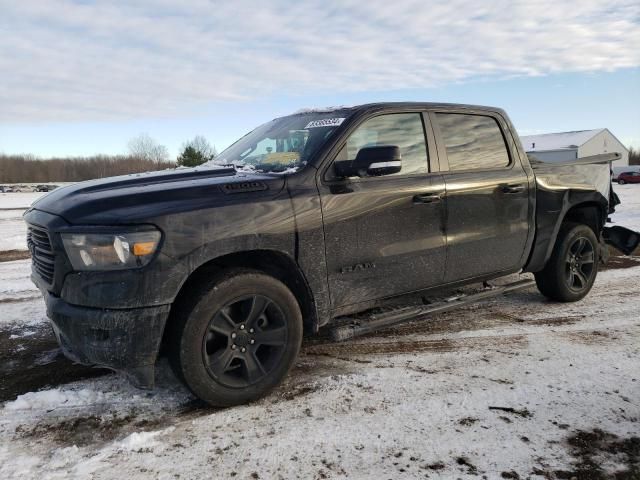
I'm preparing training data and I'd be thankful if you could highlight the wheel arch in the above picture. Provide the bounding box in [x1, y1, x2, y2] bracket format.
[563, 201, 606, 236]
[163, 249, 319, 348]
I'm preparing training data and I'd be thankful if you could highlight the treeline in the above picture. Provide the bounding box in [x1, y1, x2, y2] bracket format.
[0, 154, 175, 183]
[0, 134, 218, 183]
[630, 147, 640, 165]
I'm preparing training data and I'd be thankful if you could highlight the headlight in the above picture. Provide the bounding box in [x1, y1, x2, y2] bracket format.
[61, 229, 161, 271]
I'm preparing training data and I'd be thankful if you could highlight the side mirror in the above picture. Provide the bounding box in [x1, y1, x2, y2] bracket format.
[334, 145, 402, 178]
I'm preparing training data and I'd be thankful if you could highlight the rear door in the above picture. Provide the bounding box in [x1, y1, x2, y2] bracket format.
[430, 111, 531, 282]
[318, 111, 447, 309]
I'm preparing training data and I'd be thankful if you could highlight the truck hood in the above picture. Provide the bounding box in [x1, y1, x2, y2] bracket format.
[29, 167, 287, 225]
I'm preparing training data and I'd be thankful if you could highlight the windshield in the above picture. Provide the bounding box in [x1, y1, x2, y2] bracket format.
[210, 109, 353, 173]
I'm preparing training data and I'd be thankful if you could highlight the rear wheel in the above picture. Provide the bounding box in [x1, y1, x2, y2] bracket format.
[168, 269, 303, 406]
[535, 223, 599, 302]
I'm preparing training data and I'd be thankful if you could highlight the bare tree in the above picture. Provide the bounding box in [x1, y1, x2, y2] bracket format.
[127, 133, 170, 163]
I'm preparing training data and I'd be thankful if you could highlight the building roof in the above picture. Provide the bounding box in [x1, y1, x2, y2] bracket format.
[520, 129, 605, 152]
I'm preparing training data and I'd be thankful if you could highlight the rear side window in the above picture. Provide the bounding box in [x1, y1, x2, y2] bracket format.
[435, 113, 510, 171]
[334, 113, 428, 176]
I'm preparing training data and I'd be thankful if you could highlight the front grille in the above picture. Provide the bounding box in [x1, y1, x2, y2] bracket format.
[27, 225, 56, 284]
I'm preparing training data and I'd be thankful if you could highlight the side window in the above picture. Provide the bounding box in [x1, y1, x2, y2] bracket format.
[334, 113, 428, 176]
[435, 113, 510, 171]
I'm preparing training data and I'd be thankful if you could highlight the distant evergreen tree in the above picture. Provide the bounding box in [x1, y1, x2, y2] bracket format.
[177, 135, 216, 167]
[177, 146, 208, 167]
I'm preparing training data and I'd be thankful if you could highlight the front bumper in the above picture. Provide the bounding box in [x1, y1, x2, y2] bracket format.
[45, 293, 171, 388]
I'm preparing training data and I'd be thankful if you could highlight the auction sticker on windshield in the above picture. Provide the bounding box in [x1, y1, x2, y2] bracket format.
[305, 118, 345, 128]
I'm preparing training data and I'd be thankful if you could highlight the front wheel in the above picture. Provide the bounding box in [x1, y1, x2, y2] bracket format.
[168, 269, 303, 407]
[618, 179, 626, 185]
[535, 223, 599, 302]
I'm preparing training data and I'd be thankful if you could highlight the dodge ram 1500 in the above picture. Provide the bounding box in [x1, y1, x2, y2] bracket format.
[25, 103, 639, 406]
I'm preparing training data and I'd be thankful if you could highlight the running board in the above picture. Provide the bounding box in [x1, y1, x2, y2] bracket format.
[329, 279, 535, 342]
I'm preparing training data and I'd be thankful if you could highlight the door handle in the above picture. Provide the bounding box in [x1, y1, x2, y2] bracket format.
[413, 193, 442, 204]
[501, 184, 525, 194]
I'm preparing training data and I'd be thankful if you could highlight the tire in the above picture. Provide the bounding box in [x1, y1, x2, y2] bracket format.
[167, 269, 303, 407]
[534, 223, 599, 302]
[618, 179, 626, 185]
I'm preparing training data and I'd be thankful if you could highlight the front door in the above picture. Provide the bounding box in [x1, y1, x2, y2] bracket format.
[318, 112, 447, 309]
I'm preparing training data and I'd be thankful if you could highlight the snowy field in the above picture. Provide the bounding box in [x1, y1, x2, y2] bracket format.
[0, 187, 638, 479]
[0, 192, 45, 252]
[612, 184, 640, 231]
[0, 192, 47, 210]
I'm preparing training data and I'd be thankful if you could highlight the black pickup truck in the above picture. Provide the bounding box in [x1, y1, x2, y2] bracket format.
[24, 102, 638, 406]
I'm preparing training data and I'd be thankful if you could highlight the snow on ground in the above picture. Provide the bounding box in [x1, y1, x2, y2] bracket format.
[0, 209, 31, 251]
[0, 260, 46, 329]
[0, 192, 45, 251]
[611, 184, 640, 231]
[0, 192, 46, 210]
[0, 266, 638, 479]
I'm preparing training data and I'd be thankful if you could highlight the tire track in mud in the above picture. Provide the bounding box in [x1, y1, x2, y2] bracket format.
[0, 250, 30, 262]
[0, 293, 41, 304]
[303, 334, 529, 358]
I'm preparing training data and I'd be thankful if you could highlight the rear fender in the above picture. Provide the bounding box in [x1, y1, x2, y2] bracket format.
[524, 190, 608, 272]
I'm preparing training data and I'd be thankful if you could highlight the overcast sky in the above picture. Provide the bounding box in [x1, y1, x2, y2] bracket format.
[1, 0, 639, 158]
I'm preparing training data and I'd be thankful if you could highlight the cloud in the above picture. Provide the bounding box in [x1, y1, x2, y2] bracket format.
[1, 0, 639, 122]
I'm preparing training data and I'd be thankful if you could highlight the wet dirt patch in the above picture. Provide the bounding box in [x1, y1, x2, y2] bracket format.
[277, 383, 323, 401]
[458, 417, 479, 426]
[501, 471, 520, 479]
[0, 293, 41, 304]
[551, 428, 640, 479]
[456, 456, 478, 475]
[489, 378, 514, 385]
[14, 413, 164, 447]
[0, 250, 30, 262]
[379, 316, 500, 339]
[560, 330, 618, 346]
[525, 315, 585, 327]
[486, 311, 527, 323]
[270, 353, 352, 402]
[304, 334, 528, 358]
[488, 406, 533, 418]
[0, 325, 108, 402]
[602, 246, 640, 271]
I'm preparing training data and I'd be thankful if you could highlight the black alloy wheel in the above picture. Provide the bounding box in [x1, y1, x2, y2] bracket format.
[564, 236, 595, 292]
[167, 269, 303, 407]
[534, 222, 599, 302]
[203, 295, 288, 388]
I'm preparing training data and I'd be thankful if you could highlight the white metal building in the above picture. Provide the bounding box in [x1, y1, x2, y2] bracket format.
[520, 129, 629, 167]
